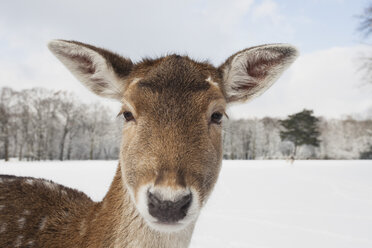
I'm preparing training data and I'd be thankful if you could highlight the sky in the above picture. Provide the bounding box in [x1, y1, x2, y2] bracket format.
[0, 0, 371, 119]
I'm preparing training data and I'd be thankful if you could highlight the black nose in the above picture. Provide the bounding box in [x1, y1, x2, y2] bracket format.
[147, 191, 192, 223]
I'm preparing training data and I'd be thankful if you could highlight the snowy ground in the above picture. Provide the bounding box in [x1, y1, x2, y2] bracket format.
[1, 160, 372, 248]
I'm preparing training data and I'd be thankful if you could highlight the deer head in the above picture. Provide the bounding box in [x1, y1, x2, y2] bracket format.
[48, 40, 298, 232]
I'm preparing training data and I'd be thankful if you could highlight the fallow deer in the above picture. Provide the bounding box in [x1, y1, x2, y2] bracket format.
[0, 40, 298, 248]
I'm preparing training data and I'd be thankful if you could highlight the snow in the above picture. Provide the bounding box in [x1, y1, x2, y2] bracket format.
[1, 160, 372, 248]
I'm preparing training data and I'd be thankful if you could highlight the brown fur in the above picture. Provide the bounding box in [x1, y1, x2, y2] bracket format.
[0, 175, 93, 247]
[0, 40, 298, 248]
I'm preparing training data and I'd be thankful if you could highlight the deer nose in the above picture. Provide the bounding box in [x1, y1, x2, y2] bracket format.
[147, 191, 192, 223]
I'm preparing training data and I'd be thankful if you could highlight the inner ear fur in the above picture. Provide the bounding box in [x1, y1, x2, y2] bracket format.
[48, 40, 133, 100]
[219, 44, 299, 103]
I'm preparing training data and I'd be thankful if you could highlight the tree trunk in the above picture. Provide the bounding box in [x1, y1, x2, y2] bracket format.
[252, 140, 256, 160]
[19, 143, 23, 161]
[104, 147, 109, 160]
[293, 143, 298, 158]
[59, 127, 68, 161]
[67, 144, 72, 160]
[37, 130, 43, 161]
[13, 133, 18, 158]
[4, 136, 9, 162]
[90, 137, 94, 160]
[67, 133, 73, 160]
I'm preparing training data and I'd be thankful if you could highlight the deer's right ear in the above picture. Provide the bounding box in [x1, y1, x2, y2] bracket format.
[48, 40, 133, 101]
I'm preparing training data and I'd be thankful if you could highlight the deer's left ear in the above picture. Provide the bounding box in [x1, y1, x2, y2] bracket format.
[219, 44, 298, 103]
[48, 40, 133, 101]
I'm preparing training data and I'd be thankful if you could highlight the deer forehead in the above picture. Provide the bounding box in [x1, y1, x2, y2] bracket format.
[122, 58, 225, 119]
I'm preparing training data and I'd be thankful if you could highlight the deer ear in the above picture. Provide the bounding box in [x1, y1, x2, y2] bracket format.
[48, 40, 133, 100]
[220, 44, 298, 103]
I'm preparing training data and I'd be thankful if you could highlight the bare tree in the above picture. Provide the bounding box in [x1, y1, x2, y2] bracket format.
[359, 3, 372, 38]
[358, 3, 372, 83]
[80, 103, 111, 160]
[55, 91, 80, 161]
[66, 105, 85, 160]
[0, 88, 16, 161]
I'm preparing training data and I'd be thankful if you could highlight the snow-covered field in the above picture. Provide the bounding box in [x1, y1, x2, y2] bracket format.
[1, 160, 372, 248]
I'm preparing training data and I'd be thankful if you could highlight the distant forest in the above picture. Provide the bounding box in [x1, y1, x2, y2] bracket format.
[1, 87, 371, 161]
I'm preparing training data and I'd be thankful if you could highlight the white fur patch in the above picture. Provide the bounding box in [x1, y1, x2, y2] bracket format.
[0, 223, 7, 233]
[149, 186, 190, 202]
[39, 217, 48, 230]
[130, 77, 141, 86]
[205, 76, 220, 88]
[26, 240, 35, 246]
[14, 235, 23, 247]
[0, 205, 4, 211]
[136, 185, 155, 223]
[25, 179, 34, 185]
[18, 217, 26, 229]
[23, 210, 31, 215]
[43, 181, 58, 191]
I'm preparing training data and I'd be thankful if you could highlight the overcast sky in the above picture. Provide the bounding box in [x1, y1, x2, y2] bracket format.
[0, 0, 371, 119]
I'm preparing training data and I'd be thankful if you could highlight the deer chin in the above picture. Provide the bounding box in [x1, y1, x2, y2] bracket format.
[134, 185, 200, 233]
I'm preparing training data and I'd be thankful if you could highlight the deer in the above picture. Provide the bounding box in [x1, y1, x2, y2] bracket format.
[0, 40, 298, 248]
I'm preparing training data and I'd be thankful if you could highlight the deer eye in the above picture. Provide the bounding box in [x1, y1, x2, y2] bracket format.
[123, 111, 134, 122]
[210, 112, 223, 124]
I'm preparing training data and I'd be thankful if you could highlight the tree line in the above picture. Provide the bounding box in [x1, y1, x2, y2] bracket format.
[223, 112, 372, 160]
[0, 87, 371, 161]
[0, 87, 122, 161]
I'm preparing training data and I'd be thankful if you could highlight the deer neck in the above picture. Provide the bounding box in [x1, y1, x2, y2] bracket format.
[85, 165, 195, 248]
